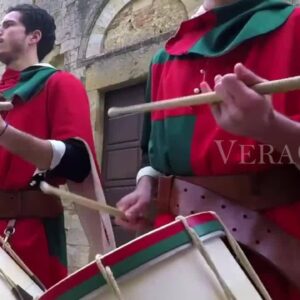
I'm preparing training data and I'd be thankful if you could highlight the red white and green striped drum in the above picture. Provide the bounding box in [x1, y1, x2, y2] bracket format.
[39, 212, 263, 300]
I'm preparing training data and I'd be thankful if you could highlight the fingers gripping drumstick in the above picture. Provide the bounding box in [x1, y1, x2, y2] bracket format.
[108, 76, 300, 117]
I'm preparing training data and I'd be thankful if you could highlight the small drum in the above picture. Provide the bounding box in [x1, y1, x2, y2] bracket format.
[40, 212, 269, 300]
[0, 243, 45, 299]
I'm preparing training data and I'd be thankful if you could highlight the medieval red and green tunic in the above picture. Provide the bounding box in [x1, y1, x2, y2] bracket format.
[143, 0, 300, 298]
[0, 65, 102, 288]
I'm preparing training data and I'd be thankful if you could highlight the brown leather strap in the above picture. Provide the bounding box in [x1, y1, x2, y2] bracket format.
[0, 190, 63, 218]
[180, 165, 300, 210]
[158, 177, 300, 291]
[156, 176, 174, 213]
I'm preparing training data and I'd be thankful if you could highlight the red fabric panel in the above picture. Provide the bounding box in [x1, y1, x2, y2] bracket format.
[165, 11, 216, 56]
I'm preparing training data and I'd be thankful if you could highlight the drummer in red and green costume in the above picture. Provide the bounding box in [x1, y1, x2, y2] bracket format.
[0, 4, 115, 289]
[117, 0, 300, 298]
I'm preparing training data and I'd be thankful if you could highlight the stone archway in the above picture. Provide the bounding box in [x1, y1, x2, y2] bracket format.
[83, 0, 202, 59]
[103, 0, 187, 52]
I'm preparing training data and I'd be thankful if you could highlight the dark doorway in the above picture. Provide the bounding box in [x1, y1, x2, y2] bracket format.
[102, 82, 146, 246]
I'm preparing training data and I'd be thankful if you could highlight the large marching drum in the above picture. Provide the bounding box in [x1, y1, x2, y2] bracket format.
[38, 212, 270, 300]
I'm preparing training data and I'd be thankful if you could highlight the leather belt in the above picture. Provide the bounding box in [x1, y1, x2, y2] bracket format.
[178, 165, 300, 211]
[157, 175, 300, 291]
[0, 190, 63, 218]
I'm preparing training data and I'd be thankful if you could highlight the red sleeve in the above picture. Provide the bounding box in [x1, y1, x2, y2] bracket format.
[45, 71, 99, 170]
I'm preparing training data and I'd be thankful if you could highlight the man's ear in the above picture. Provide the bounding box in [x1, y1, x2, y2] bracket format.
[28, 29, 42, 45]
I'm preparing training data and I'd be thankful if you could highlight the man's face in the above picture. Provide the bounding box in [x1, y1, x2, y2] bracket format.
[0, 11, 29, 65]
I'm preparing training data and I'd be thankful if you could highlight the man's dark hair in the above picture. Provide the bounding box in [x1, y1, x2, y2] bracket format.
[7, 4, 56, 61]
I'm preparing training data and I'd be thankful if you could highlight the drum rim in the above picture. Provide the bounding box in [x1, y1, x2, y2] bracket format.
[41, 212, 224, 300]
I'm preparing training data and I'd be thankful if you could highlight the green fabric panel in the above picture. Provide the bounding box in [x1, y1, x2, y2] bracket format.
[141, 65, 152, 165]
[43, 214, 67, 266]
[152, 48, 174, 65]
[3, 66, 57, 101]
[56, 220, 223, 299]
[149, 115, 196, 175]
[189, 0, 294, 57]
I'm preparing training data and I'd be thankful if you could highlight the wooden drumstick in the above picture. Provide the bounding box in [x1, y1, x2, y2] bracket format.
[108, 75, 300, 117]
[40, 182, 125, 219]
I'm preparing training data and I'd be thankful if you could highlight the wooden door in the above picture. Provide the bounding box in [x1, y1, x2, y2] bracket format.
[102, 83, 146, 246]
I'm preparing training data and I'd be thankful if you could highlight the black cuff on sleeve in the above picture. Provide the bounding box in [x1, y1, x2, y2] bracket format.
[47, 138, 91, 182]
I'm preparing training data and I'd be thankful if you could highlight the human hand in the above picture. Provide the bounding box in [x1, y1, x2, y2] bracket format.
[115, 176, 154, 231]
[201, 63, 274, 140]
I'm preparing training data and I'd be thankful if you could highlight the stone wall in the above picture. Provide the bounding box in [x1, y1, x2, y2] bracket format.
[103, 0, 187, 51]
[0, 0, 298, 274]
